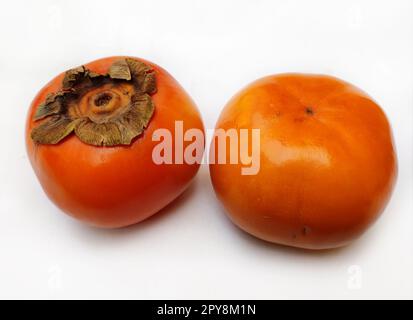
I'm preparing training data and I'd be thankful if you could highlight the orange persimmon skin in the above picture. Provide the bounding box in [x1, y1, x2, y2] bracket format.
[209, 74, 397, 249]
[26, 56, 204, 228]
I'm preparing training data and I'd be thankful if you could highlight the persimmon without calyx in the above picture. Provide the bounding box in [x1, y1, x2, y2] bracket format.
[26, 56, 204, 228]
[209, 74, 397, 249]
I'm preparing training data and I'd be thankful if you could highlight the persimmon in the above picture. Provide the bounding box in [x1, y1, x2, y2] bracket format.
[26, 56, 204, 228]
[209, 74, 397, 249]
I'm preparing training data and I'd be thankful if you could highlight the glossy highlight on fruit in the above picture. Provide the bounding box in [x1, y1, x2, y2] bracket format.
[209, 73, 397, 249]
[26, 56, 204, 228]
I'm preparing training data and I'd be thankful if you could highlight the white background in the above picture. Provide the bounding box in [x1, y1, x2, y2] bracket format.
[0, 0, 412, 299]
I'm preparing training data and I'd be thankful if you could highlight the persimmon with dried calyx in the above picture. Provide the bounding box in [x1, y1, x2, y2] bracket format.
[26, 56, 204, 228]
[209, 74, 397, 250]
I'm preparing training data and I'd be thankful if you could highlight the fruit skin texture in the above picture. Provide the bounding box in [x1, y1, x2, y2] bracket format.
[26, 56, 204, 228]
[209, 74, 397, 250]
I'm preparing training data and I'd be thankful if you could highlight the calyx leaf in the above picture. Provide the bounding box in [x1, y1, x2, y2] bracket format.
[34, 92, 65, 120]
[62, 66, 86, 90]
[31, 116, 81, 144]
[108, 59, 131, 80]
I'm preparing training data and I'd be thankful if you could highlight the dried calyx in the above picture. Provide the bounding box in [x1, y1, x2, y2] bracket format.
[31, 58, 156, 146]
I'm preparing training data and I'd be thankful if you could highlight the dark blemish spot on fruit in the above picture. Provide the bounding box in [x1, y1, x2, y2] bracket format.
[302, 226, 311, 236]
[305, 107, 314, 115]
